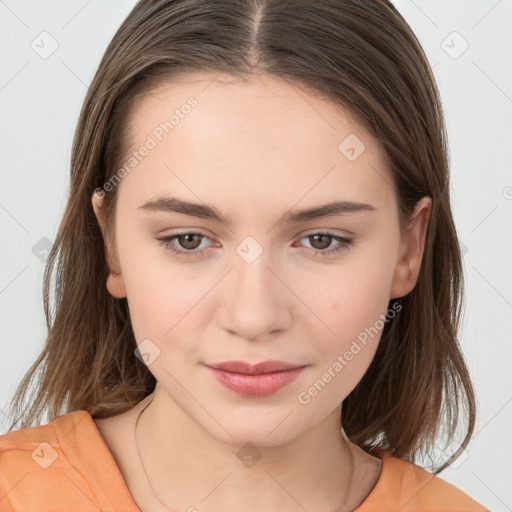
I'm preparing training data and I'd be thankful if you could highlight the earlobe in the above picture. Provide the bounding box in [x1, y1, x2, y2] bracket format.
[91, 192, 127, 299]
[389, 196, 432, 300]
[106, 272, 127, 299]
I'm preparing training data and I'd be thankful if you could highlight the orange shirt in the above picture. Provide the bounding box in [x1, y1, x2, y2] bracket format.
[0, 410, 489, 511]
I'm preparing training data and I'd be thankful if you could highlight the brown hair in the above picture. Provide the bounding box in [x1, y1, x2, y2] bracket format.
[7, 0, 475, 474]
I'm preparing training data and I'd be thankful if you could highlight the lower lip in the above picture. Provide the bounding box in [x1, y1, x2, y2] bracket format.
[206, 366, 306, 396]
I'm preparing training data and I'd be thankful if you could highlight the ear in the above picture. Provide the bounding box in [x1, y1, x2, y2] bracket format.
[390, 196, 432, 299]
[91, 191, 127, 299]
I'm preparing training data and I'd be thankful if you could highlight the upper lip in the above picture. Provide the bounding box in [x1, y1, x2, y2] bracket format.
[206, 360, 305, 374]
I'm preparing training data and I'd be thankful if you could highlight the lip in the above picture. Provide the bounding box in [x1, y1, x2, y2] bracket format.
[207, 360, 304, 374]
[205, 360, 307, 397]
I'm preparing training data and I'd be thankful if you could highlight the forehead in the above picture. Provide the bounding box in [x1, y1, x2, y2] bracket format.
[129, 71, 374, 150]
[118, 71, 393, 212]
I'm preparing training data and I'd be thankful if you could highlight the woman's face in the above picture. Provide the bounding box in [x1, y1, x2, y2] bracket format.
[93, 72, 429, 446]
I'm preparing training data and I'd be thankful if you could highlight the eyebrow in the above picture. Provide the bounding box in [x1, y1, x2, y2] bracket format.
[139, 196, 376, 225]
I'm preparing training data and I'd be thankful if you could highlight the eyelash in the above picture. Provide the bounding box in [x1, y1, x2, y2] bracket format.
[156, 231, 354, 259]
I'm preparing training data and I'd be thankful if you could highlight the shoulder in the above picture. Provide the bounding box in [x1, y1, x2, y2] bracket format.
[0, 410, 91, 463]
[0, 410, 122, 511]
[356, 451, 490, 511]
[0, 410, 90, 471]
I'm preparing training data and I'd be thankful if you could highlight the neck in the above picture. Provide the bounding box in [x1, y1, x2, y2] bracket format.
[134, 386, 358, 512]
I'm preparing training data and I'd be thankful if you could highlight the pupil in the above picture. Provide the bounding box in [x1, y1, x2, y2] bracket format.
[181, 234, 200, 249]
[312, 234, 330, 250]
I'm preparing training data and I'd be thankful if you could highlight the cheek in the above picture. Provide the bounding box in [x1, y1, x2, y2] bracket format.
[293, 260, 392, 413]
[305, 257, 393, 373]
[119, 245, 227, 373]
[115, 233, 195, 343]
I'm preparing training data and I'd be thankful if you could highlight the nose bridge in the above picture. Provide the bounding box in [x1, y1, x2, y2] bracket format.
[233, 244, 273, 296]
[232, 236, 280, 306]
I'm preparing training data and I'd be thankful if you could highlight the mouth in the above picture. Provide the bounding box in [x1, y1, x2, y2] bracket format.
[204, 360, 307, 396]
[206, 360, 305, 374]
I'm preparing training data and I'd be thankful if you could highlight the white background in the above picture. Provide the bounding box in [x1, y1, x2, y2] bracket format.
[0, 1, 511, 510]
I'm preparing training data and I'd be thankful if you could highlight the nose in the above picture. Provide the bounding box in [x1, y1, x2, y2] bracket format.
[218, 246, 294, 342]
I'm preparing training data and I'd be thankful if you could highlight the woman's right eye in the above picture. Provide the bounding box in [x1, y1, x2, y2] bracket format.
[156, 232, 213, 258]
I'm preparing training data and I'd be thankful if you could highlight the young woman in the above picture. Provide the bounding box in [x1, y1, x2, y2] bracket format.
[0, 0, 489, 510]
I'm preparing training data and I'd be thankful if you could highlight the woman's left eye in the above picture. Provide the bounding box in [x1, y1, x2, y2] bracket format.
[156, 231, 354, 259]
[295, 232, 354, 255]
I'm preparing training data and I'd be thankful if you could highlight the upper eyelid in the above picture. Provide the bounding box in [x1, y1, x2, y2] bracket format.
[164, 228, 353, 238]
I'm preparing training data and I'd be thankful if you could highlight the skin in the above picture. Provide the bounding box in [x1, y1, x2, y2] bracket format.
[92, 71, 431, 512]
